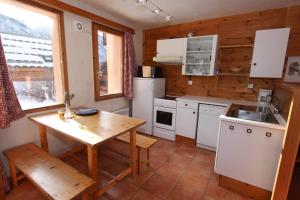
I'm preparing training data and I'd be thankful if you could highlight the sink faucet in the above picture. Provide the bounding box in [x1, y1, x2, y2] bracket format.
[271, 95, 280, 114]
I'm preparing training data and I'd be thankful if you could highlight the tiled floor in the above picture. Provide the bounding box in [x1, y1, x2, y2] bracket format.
[6, 137, 253, 200]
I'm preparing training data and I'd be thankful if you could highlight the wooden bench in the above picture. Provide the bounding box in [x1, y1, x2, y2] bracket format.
[116, 132, 157, 173]
[5, 143, 95, 200]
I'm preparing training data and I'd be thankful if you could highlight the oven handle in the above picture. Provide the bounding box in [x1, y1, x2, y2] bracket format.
[154, 106, 176, 113]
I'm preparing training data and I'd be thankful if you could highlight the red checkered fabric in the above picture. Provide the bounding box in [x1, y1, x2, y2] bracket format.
[0, 160, 9, 192]
[0, 34, 25, 128]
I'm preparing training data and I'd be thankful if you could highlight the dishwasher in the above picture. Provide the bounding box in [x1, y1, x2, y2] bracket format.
[196, 103, 226, 151]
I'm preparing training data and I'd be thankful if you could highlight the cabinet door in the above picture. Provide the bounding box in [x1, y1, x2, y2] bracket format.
[182, 35, 218, 76]
[157, 38, 186, 57]
[175, 107, 198, 139]
[250, 28, 290, 78]
[215, 121, 284, 191]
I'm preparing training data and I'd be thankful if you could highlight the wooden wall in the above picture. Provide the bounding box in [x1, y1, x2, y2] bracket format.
[143, 6, 300, 101]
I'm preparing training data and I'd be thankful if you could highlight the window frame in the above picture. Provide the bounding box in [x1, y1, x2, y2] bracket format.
[3, 0, 69, 114]
[92, 22, 124, 101]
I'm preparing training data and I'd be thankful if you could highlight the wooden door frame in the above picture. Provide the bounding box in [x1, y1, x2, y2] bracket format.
[272, 83, 300, 200]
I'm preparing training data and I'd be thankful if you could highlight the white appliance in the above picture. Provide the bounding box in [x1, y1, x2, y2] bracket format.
[153, 96, 177, 141]
[132, 78, 165, 135]
[197, 104, 226, 151]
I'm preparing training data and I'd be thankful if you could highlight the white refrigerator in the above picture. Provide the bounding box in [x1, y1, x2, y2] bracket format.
[132, 78, 165, 135]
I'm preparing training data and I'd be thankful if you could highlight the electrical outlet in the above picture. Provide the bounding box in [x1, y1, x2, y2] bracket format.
[188, 80, 193, 85]
[248, 83, 254, 89]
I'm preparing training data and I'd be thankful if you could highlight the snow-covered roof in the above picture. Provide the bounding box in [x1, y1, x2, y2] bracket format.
[1, 33, 53, 68]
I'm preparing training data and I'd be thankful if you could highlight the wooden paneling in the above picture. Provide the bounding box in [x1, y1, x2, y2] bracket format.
[272, 83, 300, 200]
[143, 7, 300, 100]
[219, 175, 272, 200]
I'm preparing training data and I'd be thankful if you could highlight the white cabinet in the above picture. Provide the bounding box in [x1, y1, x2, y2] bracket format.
[182, 35, 219, 76]
[215, 120, 284, 191]
[175, 101, 198, 139]
[250, 28, 290, 78]
[153, 38, 186, 63]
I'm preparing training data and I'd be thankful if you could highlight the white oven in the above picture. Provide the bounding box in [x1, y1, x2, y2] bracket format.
[153, 104, 176, 131]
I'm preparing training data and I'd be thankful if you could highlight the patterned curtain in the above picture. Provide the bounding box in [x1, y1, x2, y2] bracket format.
[0, 34, 25, 128]
[124, 32, 137, 100]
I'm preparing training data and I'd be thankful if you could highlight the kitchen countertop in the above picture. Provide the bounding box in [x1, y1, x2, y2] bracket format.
[176, 95, 286, 130]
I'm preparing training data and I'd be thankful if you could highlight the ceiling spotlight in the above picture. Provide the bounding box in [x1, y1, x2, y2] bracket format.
[136, 0, 147, 4]
[153, 9, 161, 14]
[165, 16, 172, 22]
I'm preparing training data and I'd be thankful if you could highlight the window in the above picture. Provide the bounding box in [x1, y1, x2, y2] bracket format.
[92, 22, 124, 101]
[0, 0, 68, 112]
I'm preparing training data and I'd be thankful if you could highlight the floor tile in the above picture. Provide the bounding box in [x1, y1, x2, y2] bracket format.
[204, 177, 239, 200]
[177, 171, 209, 194]
[126, 166, 156, 186]
[104, 180, 139, 200]
[167, 185, 204, 200]
[156, 162, 186, 179]
[131, 189, 162, 200]
[166, 152, 193, 169]
[193, 149, 215, 164]
[141, 173, 177, 199]
[186, 159, 213, 178]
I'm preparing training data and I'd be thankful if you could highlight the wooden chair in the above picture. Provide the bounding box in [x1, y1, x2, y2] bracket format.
[4, 143, 95, 200]
[116, 132, 157, 173]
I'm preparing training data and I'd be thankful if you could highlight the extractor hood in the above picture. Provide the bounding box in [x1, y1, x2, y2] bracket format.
[153, 56, 183, 64]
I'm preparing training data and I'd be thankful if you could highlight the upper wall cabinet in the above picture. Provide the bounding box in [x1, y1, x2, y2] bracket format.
[250, 28, 290, 78]
[182, 35, 219, 76]
[153, 38, 186, 64]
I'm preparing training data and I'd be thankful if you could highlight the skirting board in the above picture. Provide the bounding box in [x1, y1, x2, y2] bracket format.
[175, 135, 196, 147]
[219, 175, 272, 200]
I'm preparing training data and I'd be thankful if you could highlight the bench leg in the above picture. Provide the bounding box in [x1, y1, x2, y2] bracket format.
[8, 160, 18, 187]
[130, 128, 137, 176]
[137, 147, 141, 174]
[82, 192, 88, 200]
[39, 125, 48, 152]
[147, 148, 150, 166]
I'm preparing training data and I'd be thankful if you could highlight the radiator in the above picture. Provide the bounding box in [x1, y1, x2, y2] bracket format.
[114, 108, 130, 116]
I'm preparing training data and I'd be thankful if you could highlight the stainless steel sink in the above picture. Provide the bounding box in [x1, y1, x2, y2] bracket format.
[227, 105, 279, 124]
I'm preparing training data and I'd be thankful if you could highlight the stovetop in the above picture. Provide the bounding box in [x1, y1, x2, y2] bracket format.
[159, 96, 178, 101]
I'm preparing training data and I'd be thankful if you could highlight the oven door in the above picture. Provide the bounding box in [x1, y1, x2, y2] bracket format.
[153, 106, 176, 130]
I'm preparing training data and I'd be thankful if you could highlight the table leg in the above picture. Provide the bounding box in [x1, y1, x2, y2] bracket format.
[137, 147, 141, 174]
[147, 148, 150, 166]
[87, 146, 98, 183]
[38, 125, 48, 152]
[9, 159, 18, 187]
[130, 128, 137, 176]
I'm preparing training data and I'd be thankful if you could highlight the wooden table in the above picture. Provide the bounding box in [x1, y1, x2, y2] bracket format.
[29, 110, 145, 198]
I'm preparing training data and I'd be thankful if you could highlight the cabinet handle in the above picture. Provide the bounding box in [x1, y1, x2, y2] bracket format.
[185, 104, 188, 106]
[266, 132, 272, 137]
[247, 129, 252, 134]
[253, 63, 257, 66]
[229, 125, 234, 130]
[193, 111, 196, 114]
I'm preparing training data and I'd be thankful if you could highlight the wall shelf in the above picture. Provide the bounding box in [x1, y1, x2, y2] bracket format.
[218, 72, 250, 77]
[220, 44, 253, 49]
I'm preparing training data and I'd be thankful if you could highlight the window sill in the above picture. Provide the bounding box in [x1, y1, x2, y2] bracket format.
[24, 104, 65, 114]
[95, 93, 124, 101]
